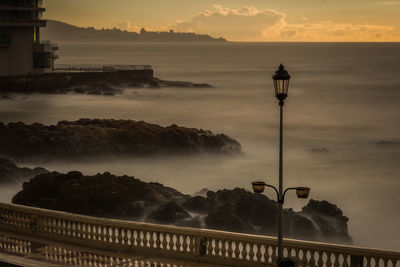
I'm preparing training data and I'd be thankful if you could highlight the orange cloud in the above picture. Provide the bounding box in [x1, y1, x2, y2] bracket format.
[172, 5, 400, 42]
[276, 22, 397, 42]
[173, 5, 286, 41]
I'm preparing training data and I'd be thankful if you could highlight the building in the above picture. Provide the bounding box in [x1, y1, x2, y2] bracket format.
[0, 0, 57, 77]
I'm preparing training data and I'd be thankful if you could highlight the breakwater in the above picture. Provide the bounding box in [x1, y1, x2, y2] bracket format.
[0, 65, 154, 93]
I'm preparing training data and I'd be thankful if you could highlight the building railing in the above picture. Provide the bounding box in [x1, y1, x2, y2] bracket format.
[0, 10, 43, 21]
[54, 64, 153, 72]
[0, 0, 42, 8]
[0, 202, 399, 267]
[33, 40, 58, 52]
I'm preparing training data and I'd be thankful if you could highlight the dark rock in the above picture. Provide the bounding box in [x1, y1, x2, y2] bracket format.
[285, 213, 317, 240]
[1, 93, 14, 99]
[205, 204, 254, 233]
[182, 196, 207, 213]
[0, 119, 241, 162]
[128, 83, 144, 88]
[0, 70, 212, 96]
[182, 188, 351, 243]
[146, 201, 191, 224]
[152, 78, 212, 89]
[194, 188, 209, 197]
[301, 199, 351, 243]
[0, 156, 48, 184]
[88, 90, 101, 95]
[176, 216, 203, 228]
[12, 171, 189, 219]
[11, 169, 352, 243]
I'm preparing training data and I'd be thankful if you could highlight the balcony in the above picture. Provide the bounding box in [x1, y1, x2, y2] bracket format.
[0, 19, 45, 27]
[0, 0, 43, 8]
[0, 3, 46, 27]
[0, 10, 43, 20]
[0, 202, 399, 267]
[33, 40, 58, 52]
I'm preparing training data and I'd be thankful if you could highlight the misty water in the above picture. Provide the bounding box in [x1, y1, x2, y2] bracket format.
[1, 42, 399, 250]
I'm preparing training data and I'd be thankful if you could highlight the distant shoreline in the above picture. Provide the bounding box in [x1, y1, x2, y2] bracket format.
[42, 20, 227, 43]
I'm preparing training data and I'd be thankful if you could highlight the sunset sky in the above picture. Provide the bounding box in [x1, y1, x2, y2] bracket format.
[45, 0, 400, 42]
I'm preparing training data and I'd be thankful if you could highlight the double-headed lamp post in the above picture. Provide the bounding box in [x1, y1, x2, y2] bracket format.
[252, 64, 311, 265]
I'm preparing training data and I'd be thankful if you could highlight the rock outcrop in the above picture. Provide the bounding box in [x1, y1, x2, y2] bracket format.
[13, 171, 351, 243]
[0, 119, 241, 162]
[146, 201, 192, 224]
[184, 188, 351, 243]
[12, 171, 189, 219]
[0, 156, 48, 184]
[301, 200, 350, 243]
[0, 73, 212, 97]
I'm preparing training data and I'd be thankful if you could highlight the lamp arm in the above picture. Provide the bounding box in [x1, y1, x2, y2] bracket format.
[263, 183, 280, 202]
[281, 187, 298, 204]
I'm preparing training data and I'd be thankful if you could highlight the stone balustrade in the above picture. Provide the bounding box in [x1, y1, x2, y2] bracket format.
[0, 202, 399, 267]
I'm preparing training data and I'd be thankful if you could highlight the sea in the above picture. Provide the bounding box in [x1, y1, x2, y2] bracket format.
[0, 42, 399, 250]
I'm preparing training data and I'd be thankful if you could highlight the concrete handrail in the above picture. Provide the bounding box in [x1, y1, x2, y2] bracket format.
[0, 202, 399, 266]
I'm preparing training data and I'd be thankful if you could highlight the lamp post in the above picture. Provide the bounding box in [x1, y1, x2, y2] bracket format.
[252, 64, 310, 266]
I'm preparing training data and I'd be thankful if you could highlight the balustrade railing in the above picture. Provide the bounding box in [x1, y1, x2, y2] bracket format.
[0, 231, 190, 266]
[0, 202, 399, 267]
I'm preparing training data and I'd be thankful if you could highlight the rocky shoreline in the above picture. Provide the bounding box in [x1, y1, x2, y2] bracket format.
[0, 75, 212, 98]
[40, 78, 212, 96]
[0, 156, 48, 184]
[12, 170, 352, 244]
[0, 119, 241, 162]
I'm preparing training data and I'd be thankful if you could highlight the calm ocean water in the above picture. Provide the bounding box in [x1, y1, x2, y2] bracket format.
[1, 42, 399, 250]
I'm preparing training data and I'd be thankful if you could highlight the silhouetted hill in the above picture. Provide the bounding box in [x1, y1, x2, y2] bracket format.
[41, 20, 227, 43]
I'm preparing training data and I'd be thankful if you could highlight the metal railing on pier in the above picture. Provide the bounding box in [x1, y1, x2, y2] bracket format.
[54, 64, 153, 73]
[0, 203, 399, 267]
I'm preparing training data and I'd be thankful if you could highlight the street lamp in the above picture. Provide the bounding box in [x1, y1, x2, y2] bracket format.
[251, 181, 310, 204]
[252, 64, 310, 266]
[273, 64, 291, 104]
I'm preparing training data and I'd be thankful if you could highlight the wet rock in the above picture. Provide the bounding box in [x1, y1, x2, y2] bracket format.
[176, 216, 203, 228]
[194, 188, 209, 197]
[12, 171, 189, 219]
[205, 204, 254, 233]
[182, 196, 207, 213]
[301, 199, 352, 243]
[146, 201, 191, 224]
[0, 156, 48, 184]
[0, 71, 212, 96]
[152, 78, 212, 88]
[12, 170, 351, 243]
[182, 188, 351, 243]
[1, 93, 14, 99]
[0, 119, 241, 162]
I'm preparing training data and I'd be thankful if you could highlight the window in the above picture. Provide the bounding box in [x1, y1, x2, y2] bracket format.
[0, 26, 11, 45]
[33, 52, 51, 68]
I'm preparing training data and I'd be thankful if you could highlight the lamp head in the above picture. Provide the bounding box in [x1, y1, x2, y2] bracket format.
[252, 181, 266, 194]
[272, 64, 291, 101]
[296, 187, 310, 199]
